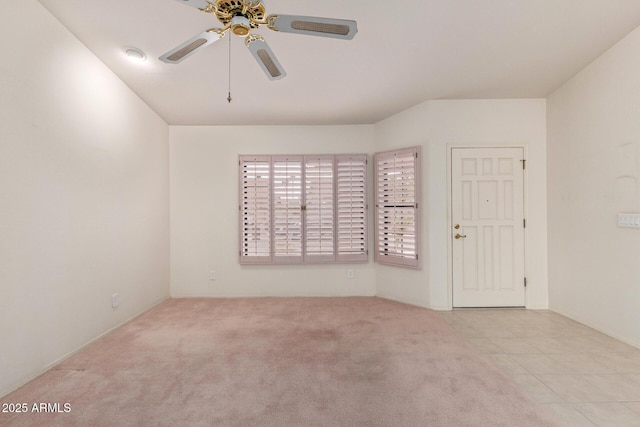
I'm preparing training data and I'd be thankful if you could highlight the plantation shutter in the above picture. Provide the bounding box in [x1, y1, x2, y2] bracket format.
[239, 156, 272, 264]
[336, 155, 368, 262]
[272, 156, 303, 263]
[304, 156, 335, 262]
[374, 147, 421, 268]
[239, 153, 369, 265]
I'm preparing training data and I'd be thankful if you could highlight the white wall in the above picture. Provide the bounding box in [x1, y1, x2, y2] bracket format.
[547, 25, 640, 347]
[375, 99, 549, 310]
[372, 102, 433, 307]
[0, 1, 170, 396]
[169, 125, 377, 297]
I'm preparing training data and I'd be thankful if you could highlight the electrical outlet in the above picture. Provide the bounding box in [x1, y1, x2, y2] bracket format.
[347, 269, 354, 279]
[112, 293, 119, 308]
[209, 271, 216, 281]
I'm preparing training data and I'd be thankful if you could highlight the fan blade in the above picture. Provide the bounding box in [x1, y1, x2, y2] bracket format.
[172, 0, 215, 12]
[266, 14, 357, 40]
[160, 29, 224, 64]
[245, 35, 286, 80]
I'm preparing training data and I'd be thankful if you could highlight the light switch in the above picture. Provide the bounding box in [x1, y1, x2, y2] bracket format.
[618, 213, 640, 228]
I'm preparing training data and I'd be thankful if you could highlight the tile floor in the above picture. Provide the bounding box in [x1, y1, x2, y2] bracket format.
[437, 309, 640, 427]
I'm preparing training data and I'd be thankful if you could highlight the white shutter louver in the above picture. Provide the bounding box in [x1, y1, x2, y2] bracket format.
[304, 156, 335, 262]
[273, 156, 303, 263]
[239, 156, 272, 264]
[375, 147, 421, 268]
[336, 155, 368, 262]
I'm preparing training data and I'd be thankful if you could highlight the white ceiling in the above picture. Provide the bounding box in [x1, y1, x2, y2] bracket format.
[37, 0, 640, 126]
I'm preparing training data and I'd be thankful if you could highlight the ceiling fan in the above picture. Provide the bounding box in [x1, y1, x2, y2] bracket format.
[159, 0, 358, 80]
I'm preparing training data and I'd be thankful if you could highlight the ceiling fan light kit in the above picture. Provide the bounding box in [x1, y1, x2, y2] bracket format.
[161, 0, 357, 80]
[230, 15, 251, 36]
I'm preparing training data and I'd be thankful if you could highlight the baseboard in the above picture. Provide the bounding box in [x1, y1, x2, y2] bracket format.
[430, 306, 452, 311]
[1, 295, 170, 398]
[172, 293, 429, 309]
[431, 305, 548, 311]
[550, 307, 640, 350]
[526, 304, 549, 310]
[170, 293, 377, 298]
[376, 294, 429, 309]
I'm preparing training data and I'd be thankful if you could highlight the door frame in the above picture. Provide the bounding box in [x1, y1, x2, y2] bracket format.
[446, 144, 530, 310]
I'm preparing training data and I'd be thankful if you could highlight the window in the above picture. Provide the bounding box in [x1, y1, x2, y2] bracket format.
[240, 154, 368, 264]
[374, 147, 421, 268]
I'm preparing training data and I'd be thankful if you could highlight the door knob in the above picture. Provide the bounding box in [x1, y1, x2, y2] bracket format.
[454, 233, 467, 240]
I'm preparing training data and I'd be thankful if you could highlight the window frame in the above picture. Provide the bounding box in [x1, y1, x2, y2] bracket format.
[374, 146, 421, 269]
[239, 154, 368, 265]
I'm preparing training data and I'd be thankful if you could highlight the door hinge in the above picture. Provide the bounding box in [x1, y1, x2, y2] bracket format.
[524, 277, 527, 287]
[523, 218, 526, 228]
[521, 159, 526, 170]
[416, 253, 419, 260]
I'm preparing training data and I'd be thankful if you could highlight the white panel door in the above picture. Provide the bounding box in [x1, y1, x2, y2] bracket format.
[451, 148, 525, 307]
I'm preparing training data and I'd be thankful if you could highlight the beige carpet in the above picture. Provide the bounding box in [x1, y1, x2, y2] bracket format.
[1, 297, 559, 426]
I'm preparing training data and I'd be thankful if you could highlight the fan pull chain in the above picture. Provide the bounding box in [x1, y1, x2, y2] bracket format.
[227, 33, 232, 103]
